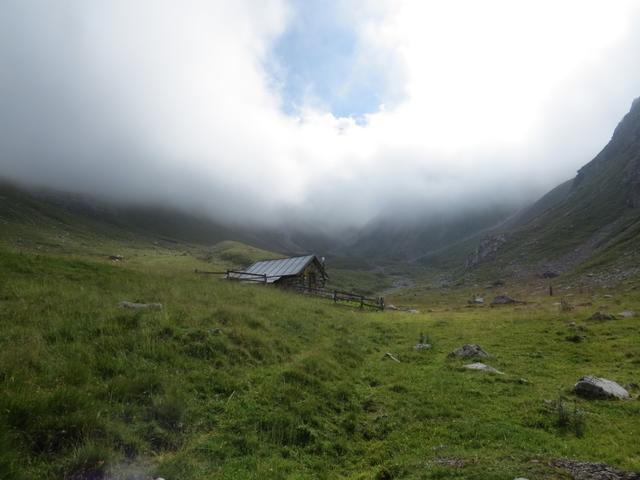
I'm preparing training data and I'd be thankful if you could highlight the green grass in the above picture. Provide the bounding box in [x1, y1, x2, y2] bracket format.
[1, 245, 639, 479]
[207, 240, 283, 267]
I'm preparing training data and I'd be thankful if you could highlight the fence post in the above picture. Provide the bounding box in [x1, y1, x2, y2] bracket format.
[379, 297, 385, 311]
[226, 270, 229, 280]
[263, 274, 267, 285]
[360, 295, 364, 309]
[333, 290, 337, 302]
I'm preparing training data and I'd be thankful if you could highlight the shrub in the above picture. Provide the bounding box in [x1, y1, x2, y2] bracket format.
[554, 396, 586, 437]
[63, 442, 112, 480]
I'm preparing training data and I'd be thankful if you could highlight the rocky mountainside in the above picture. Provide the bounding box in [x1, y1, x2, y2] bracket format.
[464, 97, 640, 282]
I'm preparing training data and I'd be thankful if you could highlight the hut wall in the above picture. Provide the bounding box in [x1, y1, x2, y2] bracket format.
[275, 262, 326, 290]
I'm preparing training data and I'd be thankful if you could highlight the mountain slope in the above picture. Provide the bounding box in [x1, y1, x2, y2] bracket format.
[463, 97, 640, 280]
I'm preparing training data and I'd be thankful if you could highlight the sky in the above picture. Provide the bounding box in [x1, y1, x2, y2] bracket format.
[1, 0, 640, 230]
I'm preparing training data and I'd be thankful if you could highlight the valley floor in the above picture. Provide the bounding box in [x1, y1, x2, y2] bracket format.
[1, 244, 639, 479]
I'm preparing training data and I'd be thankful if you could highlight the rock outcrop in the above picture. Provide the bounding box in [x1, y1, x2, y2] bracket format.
[465, 234, 507, 268]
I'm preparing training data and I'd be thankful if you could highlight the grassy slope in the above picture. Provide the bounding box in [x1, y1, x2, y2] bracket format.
[1, 245, 640, 479]
[2, 183, 640, 479]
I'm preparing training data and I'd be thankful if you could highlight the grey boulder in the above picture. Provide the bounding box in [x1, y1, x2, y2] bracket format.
[449, 344, 489, 358]
[574, 376, 629, 399]
[491, 295, 517, 305]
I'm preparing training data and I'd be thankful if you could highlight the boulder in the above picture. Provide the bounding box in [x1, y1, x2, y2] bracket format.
[541, 270, 559, 278]
[119, 301, 163, 310]
[491, 295, 517, 305]
[574, 376, 629, 399]
[589, 311, 617, 321]
[449, 344, 489, 358]
[463, 362, 504, 374]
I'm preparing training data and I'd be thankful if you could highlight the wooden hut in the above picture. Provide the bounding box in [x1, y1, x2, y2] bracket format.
[229, 255, 328, 290]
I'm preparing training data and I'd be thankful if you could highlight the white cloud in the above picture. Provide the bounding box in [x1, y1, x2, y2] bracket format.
[1, 0, 639, 230]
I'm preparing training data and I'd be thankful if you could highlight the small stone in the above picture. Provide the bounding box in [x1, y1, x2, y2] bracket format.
[414, 343, 432, 350]
[603, 294, 613, 299]
[109, 254, 124, 261]
[463, 362, 504, 374]
[435, 457, 465, 468]
[384, 352, 401, 363]
[619, 310, 636, 318]
[565, 334, 586, 343]
[118, 301, 163, 310]
[574, 376, 629, 399]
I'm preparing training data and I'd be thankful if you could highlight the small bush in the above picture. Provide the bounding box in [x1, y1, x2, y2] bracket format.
[63, 442, 112, 480]
[554, 396, 586, 437]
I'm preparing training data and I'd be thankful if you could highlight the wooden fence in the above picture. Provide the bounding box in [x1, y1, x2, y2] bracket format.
[194, 269, 384, 310]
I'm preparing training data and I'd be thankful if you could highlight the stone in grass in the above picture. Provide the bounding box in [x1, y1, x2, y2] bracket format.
[565, 334, 586, 343]
[118, 301, 163, 310]
[463, 362, 504, 375]
[468, 296, 484, 305]
[449, 344, 490, 358]
[414, 343, 432, 350]
[619, 310, 636, 318]
[553, 459, 640, 480]
[589, 311, 617, 321]
[574, 376, 629, 400]
[490, 295, 520, 306]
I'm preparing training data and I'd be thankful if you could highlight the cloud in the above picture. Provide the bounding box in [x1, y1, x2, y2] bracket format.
[1, 0, 639, 231]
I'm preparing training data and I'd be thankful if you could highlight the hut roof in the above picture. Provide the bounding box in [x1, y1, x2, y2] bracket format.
[231, 255, 326, 283]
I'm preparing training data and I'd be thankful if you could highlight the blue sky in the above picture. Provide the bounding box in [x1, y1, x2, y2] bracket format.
[267, 0, 391, 119]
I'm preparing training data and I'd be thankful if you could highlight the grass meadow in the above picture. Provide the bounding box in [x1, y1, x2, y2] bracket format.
[0, 243, 639, 479]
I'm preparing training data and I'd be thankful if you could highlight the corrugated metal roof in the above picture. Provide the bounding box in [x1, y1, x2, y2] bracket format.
[230, 255, 319, 283]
